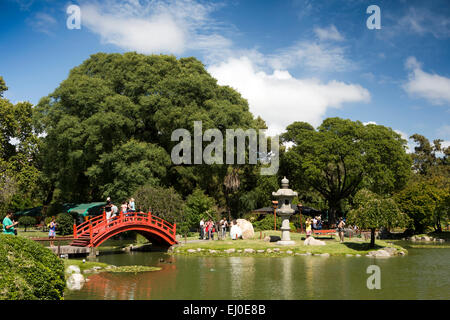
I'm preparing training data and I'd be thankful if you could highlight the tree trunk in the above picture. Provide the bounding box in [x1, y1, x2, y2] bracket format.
[370, 228, 376, 248]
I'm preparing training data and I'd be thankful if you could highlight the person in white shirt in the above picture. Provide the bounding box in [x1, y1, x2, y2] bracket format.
[199, 218, 205, 240]
[230, 220, 242, 240]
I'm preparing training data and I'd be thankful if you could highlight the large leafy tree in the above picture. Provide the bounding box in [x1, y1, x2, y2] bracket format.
[347, 189, 410, 248]
[282, 118, 411, 223]
[34, 53, 259, 203]
[395, 177, 449, 233]
[0, 77, 40, 214]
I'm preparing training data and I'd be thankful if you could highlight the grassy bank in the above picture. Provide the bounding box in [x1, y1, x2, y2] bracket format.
[63, 259, 161, 275]
[171, 230, 406, 257]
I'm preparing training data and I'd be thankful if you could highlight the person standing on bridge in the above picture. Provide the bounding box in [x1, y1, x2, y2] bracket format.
[128, 198, 135, 213]
[121, 201, 128, 219]
[105, 199, 112, 223]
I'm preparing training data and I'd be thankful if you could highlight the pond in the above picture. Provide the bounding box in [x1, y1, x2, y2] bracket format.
[64, 243, 450, 300]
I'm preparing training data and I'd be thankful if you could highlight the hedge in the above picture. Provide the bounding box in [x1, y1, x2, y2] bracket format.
[0, 234, 65, 300]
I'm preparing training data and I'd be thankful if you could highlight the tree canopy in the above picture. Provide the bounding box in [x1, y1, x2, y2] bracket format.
[34, 53, 261, 204]
[282, 118, 412, 222]
[347, 189, 410, 247]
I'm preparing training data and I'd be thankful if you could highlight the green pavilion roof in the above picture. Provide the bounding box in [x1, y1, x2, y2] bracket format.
[67, 202, 106, 217]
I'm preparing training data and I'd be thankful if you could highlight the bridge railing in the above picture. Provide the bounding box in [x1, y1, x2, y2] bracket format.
[73, 211, 176, 240]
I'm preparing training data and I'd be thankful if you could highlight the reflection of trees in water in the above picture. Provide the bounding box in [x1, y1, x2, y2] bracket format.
[80, 263, 178, 300]
[229, 257, 256, 299]
[280, 258, 294, 299]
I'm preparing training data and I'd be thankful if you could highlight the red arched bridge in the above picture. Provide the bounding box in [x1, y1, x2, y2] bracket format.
[71, 211, 177, 247]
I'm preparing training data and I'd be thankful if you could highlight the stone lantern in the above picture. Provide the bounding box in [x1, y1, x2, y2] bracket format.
[272, 177, 297, 245]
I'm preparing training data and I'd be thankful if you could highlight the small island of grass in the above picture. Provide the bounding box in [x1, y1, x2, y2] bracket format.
[170, 230, 407, 257]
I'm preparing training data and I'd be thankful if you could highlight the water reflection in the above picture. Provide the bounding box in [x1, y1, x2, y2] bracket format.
[65, 248, 450, 300]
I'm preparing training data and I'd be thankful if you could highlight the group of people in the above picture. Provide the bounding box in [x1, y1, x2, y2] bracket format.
[2, 210, 59, 246]
[312, 215, 323, 230]
[199, 218, 244, 240]
[305, 215, 346, 242]
[104, 197, 136, 223]
[199, 217, 229, 240]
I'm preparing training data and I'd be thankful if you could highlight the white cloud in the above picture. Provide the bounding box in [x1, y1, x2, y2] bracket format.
[27, 12, 57, 34]
[314, 25, 344, 41]
[79, 0, 229, 55]
[403, 57, 450, 105]
[208, 56, 370, 135]
[267, 41, 352, 73]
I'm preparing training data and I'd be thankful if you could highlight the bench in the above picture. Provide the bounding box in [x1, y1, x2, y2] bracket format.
[313, 229, 336, 238]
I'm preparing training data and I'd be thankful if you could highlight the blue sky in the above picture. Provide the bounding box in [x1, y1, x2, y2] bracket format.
[1, 0, 449, 149]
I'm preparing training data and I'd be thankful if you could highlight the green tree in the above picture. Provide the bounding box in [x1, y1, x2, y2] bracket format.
[132, 185, 185, 225]
[282, 118, 411, 223]
[395, 178, 448, 233]
[18, 216, 36, 232]
[56, 213, 75, 235]
[34, 53, 259, 204]
[0, 78, 40, 215]
[347, 189, 410, 248]
[184, 188, 216, 234]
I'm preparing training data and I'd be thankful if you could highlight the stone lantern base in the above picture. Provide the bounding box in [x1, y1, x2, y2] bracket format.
[277, 240, 296, 246]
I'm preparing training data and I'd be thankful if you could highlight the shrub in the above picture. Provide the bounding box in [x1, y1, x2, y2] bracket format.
[253, 214, 282, 231]
[133, 185, 185, 224]
[184, 188, 216, 232]
[18, 216, 36, 232]
[55, 213, 74, 235]
[0, 234, 65, 300]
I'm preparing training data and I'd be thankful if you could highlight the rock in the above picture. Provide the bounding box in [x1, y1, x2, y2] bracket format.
[345, 254, 353, 257]
[321, 253, 330, 257]
[224, 248, 236, 254]
[266, 249, 273, 253]
[269, 236, 281, 242]
[367, 249, 391, 257]
[355, 254, 361, 257]
[298, 253, 307, 256]
[305, 252, 312, 256]
[263, 236, 271, 242]
[244, 248, 255, 253]
[398, 251, 405, 256]
[66, 265, 81, 274]
[197, 248, 202, 252]
[439, 239, 445, 243]
[187, 249, 196, 253]
[382, 247, 397, 255]
[237, 250, 242, 253]
[209, 249, 217, 253]
[257, 250, 265, 253]
[273, 248, 280, 252]
[422, 236, 431, 241]
[286, 250, 293, 254]
[236, 219, 255, 240]
[304, 237, 326, 246]
[66, 273, 85, 291]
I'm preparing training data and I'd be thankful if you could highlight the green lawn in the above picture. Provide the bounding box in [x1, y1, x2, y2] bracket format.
[172, 230, 406, 256]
